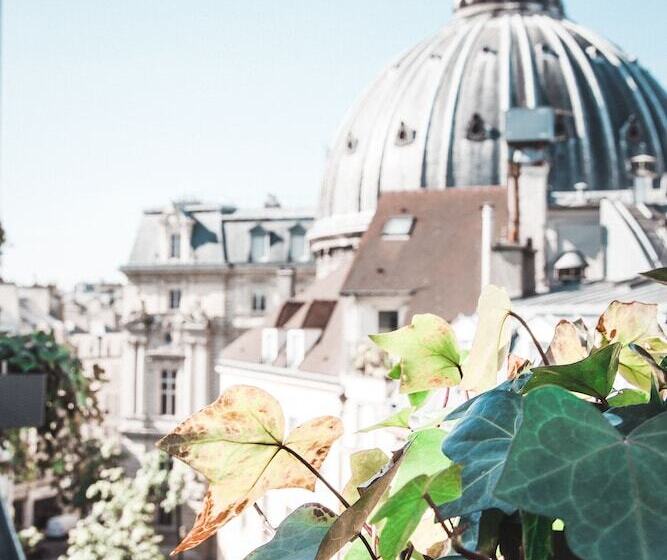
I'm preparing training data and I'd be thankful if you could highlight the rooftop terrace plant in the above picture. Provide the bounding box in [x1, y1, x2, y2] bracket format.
[158, 270, 667, 560]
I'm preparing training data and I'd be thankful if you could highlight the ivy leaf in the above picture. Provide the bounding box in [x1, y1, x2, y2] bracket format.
[315, 448, 406, 560]
[391, 429, 450, 493]
[521, 512, 553, 560]
[461, 285, 512, 392]
[157, 385, 343, 555]
[604, 383, 667, 435]
[495, 386, 667, 560]
[641, 267, 667, 285]
[607, 389, 649, 407]
[359, 408, 412, 433]
[342, 449, 389, 505]
[371, 465, 462, 560]
[370, 314, 462, 394]
[244, 504, 337, 560]
[457, 509, 506, 557]
[387, 363, 402, 380]
[629, 343, 667, 389]
[596, 301, 667, 391]
[343, 540, 374, 560]
[408, 391, 431, 409]
[445, 375, 530, 422]
[545, 320, 589, 365]
[523, 343, 621, 400]
[439, 391, 522, 518]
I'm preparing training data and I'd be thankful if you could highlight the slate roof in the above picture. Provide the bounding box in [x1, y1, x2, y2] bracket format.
[341, 188, 509, 320]
[124, 203, 315, 269]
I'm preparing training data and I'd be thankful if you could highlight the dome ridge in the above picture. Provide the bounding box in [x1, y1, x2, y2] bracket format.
[316, 2, 667, 238]
[454, 0, 564, 17]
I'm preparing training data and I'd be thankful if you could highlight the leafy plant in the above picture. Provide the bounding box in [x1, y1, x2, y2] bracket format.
[158, 278, 667, 560]
[0, 332, 117, 508]
[63, 451, 189, 560]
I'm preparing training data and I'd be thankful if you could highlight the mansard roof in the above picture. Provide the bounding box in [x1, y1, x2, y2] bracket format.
[123, 202, 315, 271]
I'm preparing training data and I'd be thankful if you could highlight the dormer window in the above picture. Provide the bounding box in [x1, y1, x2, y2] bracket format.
[553, 251, 587, 284]
[382, 215, 415, 239]
[289, 224, 309, 262]
[169, 233, 181, 259]
[250, 226, 270, 263]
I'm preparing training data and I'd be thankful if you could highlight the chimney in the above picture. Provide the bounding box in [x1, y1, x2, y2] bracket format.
[277, 268, 296, 300]
[480, 203, 495, 288]
[630, 154, 657, 204]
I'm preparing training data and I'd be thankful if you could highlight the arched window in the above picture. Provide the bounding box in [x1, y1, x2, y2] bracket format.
[250, 226, 269, 263]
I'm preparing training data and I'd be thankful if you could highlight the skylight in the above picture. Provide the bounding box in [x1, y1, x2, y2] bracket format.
[382, 215, 415, 238]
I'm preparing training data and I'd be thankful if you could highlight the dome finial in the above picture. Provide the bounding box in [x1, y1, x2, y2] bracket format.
[454, 0, 564, 16]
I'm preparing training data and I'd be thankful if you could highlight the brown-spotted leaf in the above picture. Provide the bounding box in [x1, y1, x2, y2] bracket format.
[596, 301, 667, 391]
[370, 314, 462, 394]
[546, 320, 589, 365]
[315, 448, 406, 560]
[157, 385, 343, 555]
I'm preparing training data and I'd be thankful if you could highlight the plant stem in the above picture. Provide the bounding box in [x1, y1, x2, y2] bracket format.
[508, 311, 550, 366]
[424, 493, 493, 560]
[358, 534, 378, 560]
[281, 445, 351, 509]
[282, 445, 378, 560]
[253, 503, 275, 533]
[443, 387, 451, 408]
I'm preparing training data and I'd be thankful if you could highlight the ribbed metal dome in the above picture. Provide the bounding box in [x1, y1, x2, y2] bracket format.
[319, 1, 667, 221]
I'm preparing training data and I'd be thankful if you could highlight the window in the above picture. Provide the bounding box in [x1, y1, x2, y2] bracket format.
[250, 226, 269, 262]
[378, 311, 399, 333]
[160, 369, 177, 415]
[252, 292, 267, 313]
[169, 289, 181, 310]
[382, 216, 415, 239]
[169, 233, 181, 259]
[289, 225, 308, 262]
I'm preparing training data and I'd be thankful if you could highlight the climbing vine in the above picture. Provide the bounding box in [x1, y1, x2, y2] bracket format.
[157, 268, 667, 560]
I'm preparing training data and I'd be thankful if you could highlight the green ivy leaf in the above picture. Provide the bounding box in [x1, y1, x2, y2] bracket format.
[445, 375, 530, 422]
[641, 267, 667, 285]
[387, 363, 402, 380]
[440, 391, 522, 518]
[408, 391, 430, 409]
[315, 448, 405, 560]
[245, 504, 337, 560]
[521, 512, 553, 560]
[371, 465, 462, 560]
[359, 408, 412, 433]
[392, 429, 450, 494]
[495, 386, 667, 560]
[607, 389, 649, 407]
[370, 314, 462, 394]
[604, 383, 667, 435]
[523, 343, 621, 400]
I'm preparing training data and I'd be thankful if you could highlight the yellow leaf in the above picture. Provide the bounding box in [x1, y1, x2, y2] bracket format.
[157, 385, 343, 555]
[546, 320, 589, 365]
[461, 285, 512, 392]
[342, 448, 390, 505]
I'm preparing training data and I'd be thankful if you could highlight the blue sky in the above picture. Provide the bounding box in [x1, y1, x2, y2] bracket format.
[2, 0, 666, 287]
